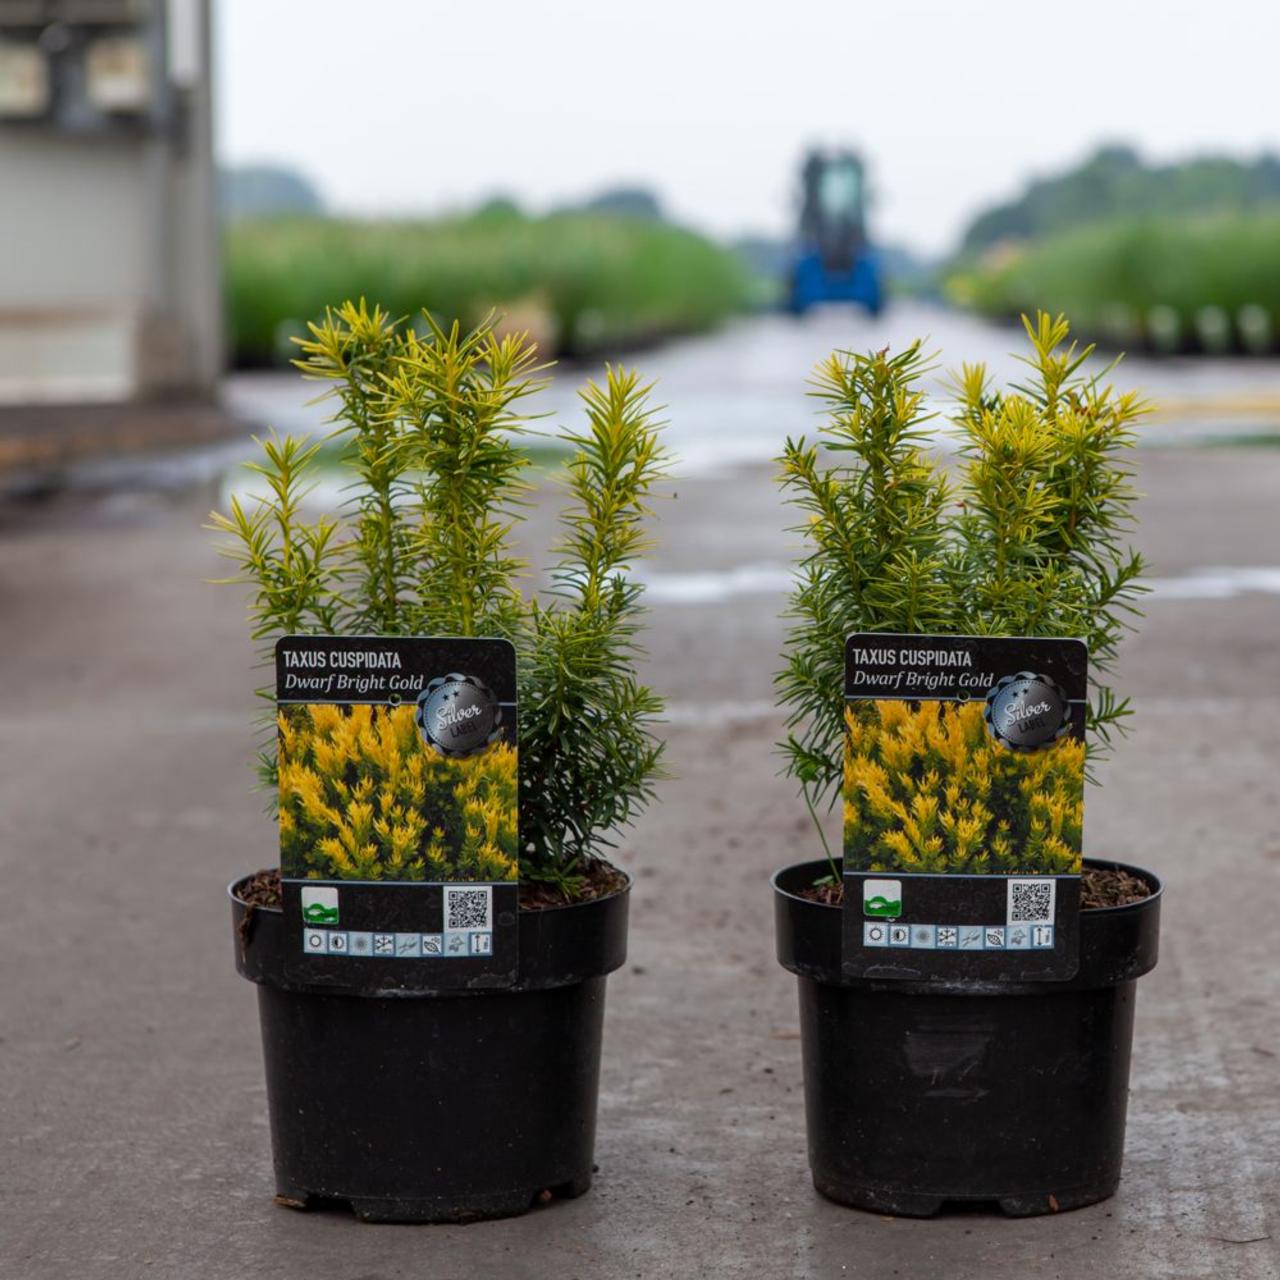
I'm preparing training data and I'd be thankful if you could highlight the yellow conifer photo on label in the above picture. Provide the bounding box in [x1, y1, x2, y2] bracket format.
[278, 702, 518, 883]
[842, 699, 1084, 876]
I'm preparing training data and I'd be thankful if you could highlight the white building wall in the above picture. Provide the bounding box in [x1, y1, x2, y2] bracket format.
[0, 0, 220, 404]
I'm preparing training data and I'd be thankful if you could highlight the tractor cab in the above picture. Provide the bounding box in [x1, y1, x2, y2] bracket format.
[787, 150, 883, 316]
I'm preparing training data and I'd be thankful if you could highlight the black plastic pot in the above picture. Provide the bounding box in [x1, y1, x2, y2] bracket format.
[773, 858, 1162, 1217]
[230, 875, 629, 1223]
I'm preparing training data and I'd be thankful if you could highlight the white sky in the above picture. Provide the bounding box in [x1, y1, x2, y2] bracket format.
[214, 0, 1280, 256]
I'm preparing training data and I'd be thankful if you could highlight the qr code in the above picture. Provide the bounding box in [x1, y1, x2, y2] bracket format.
[445, 886, 492, 931]
[1008, 879, 1055, 924]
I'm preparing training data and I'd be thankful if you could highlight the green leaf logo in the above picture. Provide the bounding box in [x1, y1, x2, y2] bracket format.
[300, 886, 339, 926]
[863, 878, 902, 918]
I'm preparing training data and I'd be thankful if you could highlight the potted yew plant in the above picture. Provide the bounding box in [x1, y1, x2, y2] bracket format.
[772, 315, 1163, 1216]
[214, 300, 668, 1222]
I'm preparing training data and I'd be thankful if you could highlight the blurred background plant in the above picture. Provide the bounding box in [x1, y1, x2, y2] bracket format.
[226, 206, 753, 367]
[944, 147, 1280, 354]
[211, 300, 669, 899]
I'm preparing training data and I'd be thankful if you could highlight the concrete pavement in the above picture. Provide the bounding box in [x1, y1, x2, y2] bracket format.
[1, 438, 1279, 1279]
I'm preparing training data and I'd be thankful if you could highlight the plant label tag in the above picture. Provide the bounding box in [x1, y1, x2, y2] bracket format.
[277, 635, 519, 992]
[841, 633, 1087, 982]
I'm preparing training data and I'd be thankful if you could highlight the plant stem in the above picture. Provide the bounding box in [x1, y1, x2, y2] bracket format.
[803, 782, 840, 885]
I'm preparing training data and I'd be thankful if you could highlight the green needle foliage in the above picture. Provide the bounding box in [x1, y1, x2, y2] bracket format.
[211, 298, 669, 898]
[518, 377, 669, 885]
[776, 312, 1147, 864]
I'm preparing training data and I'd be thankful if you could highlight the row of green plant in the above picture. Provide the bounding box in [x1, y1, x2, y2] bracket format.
[225, 209, 752, 367]
[948, 211, 1280, 353]
[212, 301, 669, 897]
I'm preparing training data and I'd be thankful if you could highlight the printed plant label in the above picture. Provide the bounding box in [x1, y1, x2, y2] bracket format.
[841, 633, 1086, 982]
[278, 635, 518, 991]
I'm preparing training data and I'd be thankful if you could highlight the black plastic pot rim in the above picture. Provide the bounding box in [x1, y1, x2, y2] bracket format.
[230, 867, 632, 998]
[773, 855, 1162, 995]
[771, 855, 1164, 915]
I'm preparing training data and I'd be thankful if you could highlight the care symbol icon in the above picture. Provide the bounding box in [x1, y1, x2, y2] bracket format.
[863, 879, 902, 919]
[863, 922, 889, 947]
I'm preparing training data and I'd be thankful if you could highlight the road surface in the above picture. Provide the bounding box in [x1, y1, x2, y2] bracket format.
[225, 301, 1280, 478]
[2, 305, 1279, 1279]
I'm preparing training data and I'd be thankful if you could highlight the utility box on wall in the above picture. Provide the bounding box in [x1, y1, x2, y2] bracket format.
[0, 0, 220, 405]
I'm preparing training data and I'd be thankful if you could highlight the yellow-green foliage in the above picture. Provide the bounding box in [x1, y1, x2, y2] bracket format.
[278, 703, 517, 882]
[843, 701, 1084, 875]
[211, 302, 669, 898]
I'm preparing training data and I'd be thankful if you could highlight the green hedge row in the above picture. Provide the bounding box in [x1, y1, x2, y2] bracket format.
[224, 209, 752, 366]
[948, 212, 1280, 353]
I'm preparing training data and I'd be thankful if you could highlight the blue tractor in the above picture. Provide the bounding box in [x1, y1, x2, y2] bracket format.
[786, 150, 883, 316]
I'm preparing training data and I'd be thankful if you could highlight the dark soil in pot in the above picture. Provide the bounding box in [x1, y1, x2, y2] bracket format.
[796, 865, 1152, 910]
[773, 857, 1162, 1218]
[235, 862, 627, 932]
[231, 866, 630, 1224]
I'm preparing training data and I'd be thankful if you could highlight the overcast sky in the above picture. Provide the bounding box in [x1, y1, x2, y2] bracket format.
[215, 0, 1280, 255]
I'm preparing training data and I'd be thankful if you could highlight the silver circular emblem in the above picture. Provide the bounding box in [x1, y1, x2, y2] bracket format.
[415, 673, 502, 757]
[983, 671, 1071, 752]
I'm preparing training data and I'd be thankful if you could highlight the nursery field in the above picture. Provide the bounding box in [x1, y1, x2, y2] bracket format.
[226, 209, 752, 366]
[950, 211, 1280, 355]
[2, 307, 1279, 1278]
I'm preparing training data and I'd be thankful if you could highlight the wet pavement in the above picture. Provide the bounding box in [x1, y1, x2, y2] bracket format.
[2, 308, 1280, 1278]
[225, 301, 1280, 479]
[24, 303, 1280, 505]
